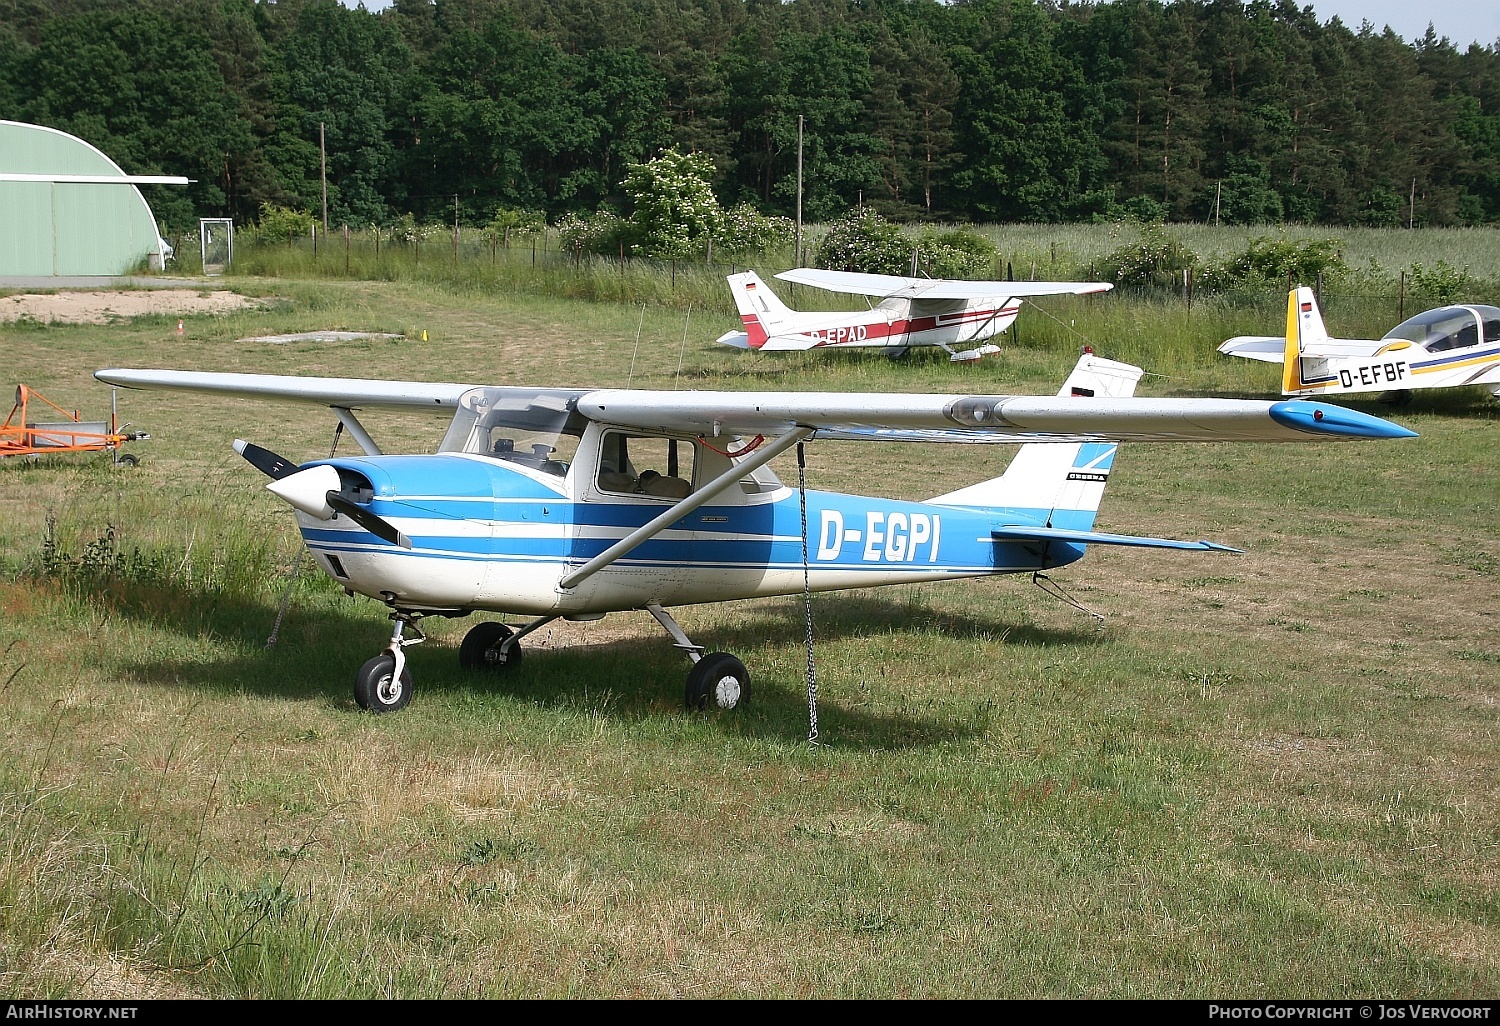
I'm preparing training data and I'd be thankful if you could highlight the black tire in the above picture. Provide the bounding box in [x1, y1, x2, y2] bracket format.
[684, 652, 750, 711]
[115, 453, 139, 467]
[459, 621, 522, 671]
[354, 654, 412, 713]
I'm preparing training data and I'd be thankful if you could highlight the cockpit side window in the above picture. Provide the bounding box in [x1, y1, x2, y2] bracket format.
[596, 432, 696, 499]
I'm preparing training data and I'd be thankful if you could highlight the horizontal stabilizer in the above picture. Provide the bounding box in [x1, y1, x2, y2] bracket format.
[1219, 336, 1289, 363]
[990, 525, 1242, 552]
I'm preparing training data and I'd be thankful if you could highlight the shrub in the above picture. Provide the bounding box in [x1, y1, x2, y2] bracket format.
[1099, 220, 1198, 290]
[814, 208, 914, 274]
[481, 208, 545, 249]
[1407, 260, 1487, 302]
[622, 148, 723, 259]
[1198, 234, 1348, 292]
[714, 203, 795, 259]
[255, 203, 316, 243]
[553, 210, 628, 257]
[913, 226, 997, 279]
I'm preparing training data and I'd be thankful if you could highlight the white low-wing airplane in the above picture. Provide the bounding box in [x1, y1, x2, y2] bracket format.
[1220, 286, 1500, 402]
[95, 355, 1413, 715]
[717, 269, 1113, 362]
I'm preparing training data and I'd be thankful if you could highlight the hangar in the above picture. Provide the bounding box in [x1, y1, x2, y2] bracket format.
[0, 119, 187, 277]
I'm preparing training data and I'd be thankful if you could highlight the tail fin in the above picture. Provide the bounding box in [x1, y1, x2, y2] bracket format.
[725, 271, 797, 349]
[928, 354, 1143, 531]
[1283, 286, 1328, 394]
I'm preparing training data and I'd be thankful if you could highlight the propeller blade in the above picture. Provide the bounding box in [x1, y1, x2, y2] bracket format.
[325, 491, 412, 549]
[233, 438, 299, 480]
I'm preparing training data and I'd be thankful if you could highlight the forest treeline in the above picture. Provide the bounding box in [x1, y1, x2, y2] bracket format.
[1, 0, 1497, 233]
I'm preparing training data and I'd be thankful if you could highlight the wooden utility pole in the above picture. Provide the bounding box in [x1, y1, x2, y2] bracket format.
[795, 115, 804, 265]
[320, 122, 328, 234]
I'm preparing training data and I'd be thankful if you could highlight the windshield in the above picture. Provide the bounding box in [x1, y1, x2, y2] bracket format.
[1383, 306, 1500, 352]
[439, 386, 589, 477]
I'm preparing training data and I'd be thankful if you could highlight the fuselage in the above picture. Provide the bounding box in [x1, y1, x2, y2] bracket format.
[292, 451, 1083, 616]
[745, 297, 1021, 351]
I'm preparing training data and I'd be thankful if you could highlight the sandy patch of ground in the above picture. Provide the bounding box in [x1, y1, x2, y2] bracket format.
[0, 289, 265, 325]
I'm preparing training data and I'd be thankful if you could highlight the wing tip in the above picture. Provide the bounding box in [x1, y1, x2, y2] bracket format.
[1269, 400, 1418, 439]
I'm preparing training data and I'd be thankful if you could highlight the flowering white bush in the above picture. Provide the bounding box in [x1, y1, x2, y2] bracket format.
[623, 148, 723, 260]
[715, 203, 795, 257]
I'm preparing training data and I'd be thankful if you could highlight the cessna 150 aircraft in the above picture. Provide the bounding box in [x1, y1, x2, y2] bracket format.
[1220, 286, 1500, 402]
[96, 355, 1413, 715]
[718, 268, 1113, 362]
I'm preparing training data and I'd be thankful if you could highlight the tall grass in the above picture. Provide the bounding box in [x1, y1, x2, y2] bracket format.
[198, 222, 1500, 323]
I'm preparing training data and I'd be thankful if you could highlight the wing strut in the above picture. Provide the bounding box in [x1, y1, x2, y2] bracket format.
[558, 426, 814, 590]
[333, 407, 383, 456]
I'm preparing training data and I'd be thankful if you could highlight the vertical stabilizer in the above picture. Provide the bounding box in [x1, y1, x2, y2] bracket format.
[1283, 286, 1328, 393]
[928, 354, 1143, 531]
[725, 271, 797, 349]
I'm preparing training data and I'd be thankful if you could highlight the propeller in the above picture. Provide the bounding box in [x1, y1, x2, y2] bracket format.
[233, 438, 299, 480]
[325, 491, 412, 549]
[241, 440, 413, 550]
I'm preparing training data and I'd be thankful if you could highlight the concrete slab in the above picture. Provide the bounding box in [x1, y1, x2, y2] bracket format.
[241, 331, 404, 344]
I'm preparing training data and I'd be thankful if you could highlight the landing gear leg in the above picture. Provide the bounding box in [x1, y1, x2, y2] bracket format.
[646, 602, 751, 711]
[354, 612, 426, 713]
[458, 614, 559, 671]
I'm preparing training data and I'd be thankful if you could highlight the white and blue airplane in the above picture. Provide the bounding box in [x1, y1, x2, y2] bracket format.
[95, 355, 1414, 714]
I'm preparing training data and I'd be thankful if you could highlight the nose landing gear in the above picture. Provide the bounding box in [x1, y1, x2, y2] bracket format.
[354, 612, 426, 713]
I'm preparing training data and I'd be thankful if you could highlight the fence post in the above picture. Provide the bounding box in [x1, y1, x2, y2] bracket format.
[1398, 270, 1405, 321]
[344, 223, 349, 275]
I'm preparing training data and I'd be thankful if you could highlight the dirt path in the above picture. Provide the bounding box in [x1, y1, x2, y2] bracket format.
[0, 289, 265, 325]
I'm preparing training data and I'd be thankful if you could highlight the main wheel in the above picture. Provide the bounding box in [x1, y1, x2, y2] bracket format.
[684, 652, 750, 711]
[354, 654, 412, 713]
[459, 621, 523, 671]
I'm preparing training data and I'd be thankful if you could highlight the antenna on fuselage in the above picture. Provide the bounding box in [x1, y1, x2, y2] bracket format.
[627, 303, 645, 388]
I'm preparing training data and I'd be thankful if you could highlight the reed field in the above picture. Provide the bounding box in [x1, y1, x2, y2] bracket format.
[0, 225, 1496, 998]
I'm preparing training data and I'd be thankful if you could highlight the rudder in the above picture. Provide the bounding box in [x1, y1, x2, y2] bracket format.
[928, 355, 1143, 531]
[725, 271, 797, 349]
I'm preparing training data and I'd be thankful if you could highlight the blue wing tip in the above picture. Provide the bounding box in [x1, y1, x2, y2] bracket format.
[1270, 400, 1418, 439]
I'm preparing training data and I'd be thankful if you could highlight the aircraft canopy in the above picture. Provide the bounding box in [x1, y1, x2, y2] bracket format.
[1383, 305, 1500, 352]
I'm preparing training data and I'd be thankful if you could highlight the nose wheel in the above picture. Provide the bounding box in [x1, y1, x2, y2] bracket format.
[354, 612, 426, 713]
[354, 653, 412, 713]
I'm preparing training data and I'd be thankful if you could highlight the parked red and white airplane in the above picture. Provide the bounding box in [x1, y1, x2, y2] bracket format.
[1220, 286, 1500, 403]
[718, 269, 1113, 362]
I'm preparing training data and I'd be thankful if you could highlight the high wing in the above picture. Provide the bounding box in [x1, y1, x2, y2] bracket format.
[94, 369, 474, 409]
[578, 386, 1414, 445]
[97, 358, 1415, 445]
[775, 267, 1113, 301]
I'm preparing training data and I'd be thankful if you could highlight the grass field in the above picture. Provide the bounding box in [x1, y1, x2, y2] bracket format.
[0, 259, 1497, 997]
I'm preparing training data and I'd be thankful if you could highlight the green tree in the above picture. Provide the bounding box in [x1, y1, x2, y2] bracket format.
[261, 0, 414, 226]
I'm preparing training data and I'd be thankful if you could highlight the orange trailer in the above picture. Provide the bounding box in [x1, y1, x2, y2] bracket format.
[0, 384, 149, 465]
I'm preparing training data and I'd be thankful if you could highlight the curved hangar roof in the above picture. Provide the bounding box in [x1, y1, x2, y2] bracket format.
[0, 120, 187, 276]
